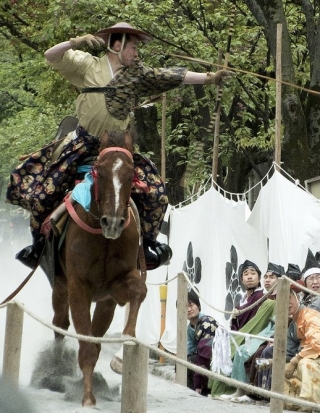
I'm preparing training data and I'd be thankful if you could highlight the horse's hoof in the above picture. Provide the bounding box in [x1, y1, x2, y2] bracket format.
[110, 356, 123, 375]
[82, 394, 96, 407]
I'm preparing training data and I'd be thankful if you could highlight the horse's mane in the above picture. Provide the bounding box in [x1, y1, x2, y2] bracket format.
[101, 129, 136, 152]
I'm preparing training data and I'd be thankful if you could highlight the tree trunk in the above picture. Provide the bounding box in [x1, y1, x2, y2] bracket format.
[246, 0, 311, 183]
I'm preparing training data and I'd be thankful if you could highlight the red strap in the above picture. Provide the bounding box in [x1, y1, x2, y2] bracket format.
[64, 195, 102, 235]
[99, 147, 133, 160]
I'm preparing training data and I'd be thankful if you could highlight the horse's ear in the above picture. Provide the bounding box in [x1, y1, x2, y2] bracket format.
[124, 130, 134, 153]
[100, 130, 109, 150]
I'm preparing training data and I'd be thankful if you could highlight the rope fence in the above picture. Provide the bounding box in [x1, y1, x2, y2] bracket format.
[1, 295, 320, 412]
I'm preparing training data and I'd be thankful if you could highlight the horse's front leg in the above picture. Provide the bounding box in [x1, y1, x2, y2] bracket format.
[68, 280, 98, 406]
[92, 297, 117, 337]
[121, 271, 147, 337]
[109, 271, 147, 374]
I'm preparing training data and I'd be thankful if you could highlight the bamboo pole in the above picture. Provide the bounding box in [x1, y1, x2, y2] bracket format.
[161, 93, 166, 182]
[175, 272, 188, 386]
[274, 23, 282, 171]
[212, 50, 223, 186]
[270, 277, 290, 413]
[212, 2, 235, 184]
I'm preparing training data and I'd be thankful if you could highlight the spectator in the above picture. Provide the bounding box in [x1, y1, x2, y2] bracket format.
[187, 288, 218, 395]
[230, 260, 264, 331]
[253, 254, 320, 400]
[301, 263, 320, 312]
[285, 263, 302, 282]
[219, 262, 283, 402]
[248, 263, 303, 392]
[284, 285, 320, 409]
[210, 260, 274, 398]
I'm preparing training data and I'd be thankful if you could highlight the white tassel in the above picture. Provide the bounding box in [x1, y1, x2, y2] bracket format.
[211, 326, 233, 376]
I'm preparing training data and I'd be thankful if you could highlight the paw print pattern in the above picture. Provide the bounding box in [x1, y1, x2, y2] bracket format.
[182, 242, 202, 285]
[224, 245, 244, 320]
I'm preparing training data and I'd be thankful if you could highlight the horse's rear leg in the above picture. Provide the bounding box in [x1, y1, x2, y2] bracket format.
[52, 274, 70, 340]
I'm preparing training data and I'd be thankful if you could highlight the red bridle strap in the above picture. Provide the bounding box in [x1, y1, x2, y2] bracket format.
[98, 147, 133, 161]
[65, 194, 103, 234]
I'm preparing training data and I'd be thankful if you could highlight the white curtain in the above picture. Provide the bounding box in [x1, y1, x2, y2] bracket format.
[160, 187, 267, 353]
[247, 171, 320, 270]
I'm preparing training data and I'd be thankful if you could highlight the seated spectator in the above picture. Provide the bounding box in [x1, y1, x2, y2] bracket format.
[252, 255, 320, 401]
[219, 262, 283, 402]
[286, 263, 302, 282]
[247, 263, 302, 392]
[210, 260, 275, 398]
[302, 252, 320, 311]
[284, 285, 320, 410]
[231, 260, 264, 331]
[187, 288, 218, 395]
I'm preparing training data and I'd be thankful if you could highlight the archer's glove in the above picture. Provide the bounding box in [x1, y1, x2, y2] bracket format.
[205, 70, 235, 86]
[285, 355, 301, 379]
[69, 34, 105, 50]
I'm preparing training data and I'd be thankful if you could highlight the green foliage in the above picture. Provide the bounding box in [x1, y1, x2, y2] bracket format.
[0, 0, 318, 200]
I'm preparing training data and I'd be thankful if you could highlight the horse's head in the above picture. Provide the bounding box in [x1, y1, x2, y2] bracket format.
[93, 130, 135, 239]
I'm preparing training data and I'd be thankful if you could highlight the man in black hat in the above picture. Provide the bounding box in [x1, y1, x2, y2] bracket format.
[9, 22, 233, 271]
[301, 249, 320, 312]
[263, 262, 285, 295]
[285, 263, 302, 281]
[219, 262, 282, 402]
[231, 260, 264, 330]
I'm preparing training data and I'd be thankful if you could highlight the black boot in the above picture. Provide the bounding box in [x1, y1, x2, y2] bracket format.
[143, 239, 172, 271]
[15, 238, 45, 269]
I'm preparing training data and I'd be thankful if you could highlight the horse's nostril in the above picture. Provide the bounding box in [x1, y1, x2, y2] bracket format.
[100, 216, 108, 227]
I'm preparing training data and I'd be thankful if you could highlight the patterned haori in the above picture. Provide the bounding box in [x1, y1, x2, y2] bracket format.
[6, 127, 167, 243]
[131, 154, 168, 241]
[192, 316, 218, 393]
[102, 63, 187, 121]
[6, 128, 99, 241]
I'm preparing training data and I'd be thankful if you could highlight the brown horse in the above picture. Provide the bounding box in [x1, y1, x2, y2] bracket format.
[52, 130, 147, 406]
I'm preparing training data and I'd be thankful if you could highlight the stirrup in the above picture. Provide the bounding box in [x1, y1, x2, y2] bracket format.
[15, 245, 38, 269]
[15, 242, 44, 269]
[143, 241, 172, 270]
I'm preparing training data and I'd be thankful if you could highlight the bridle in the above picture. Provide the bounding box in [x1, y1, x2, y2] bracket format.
[65, 147, 135, 235]
[92, 147, 133, 207]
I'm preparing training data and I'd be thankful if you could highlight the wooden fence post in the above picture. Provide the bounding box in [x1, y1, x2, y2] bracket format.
[176, 272, 187, 386]
[270, 277, 290, 413]
[2, 302, 24, 386]
[158, 284, 168, 363]
[121, 341, 149, 413]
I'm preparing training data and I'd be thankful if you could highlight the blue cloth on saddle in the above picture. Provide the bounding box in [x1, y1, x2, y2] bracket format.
[71, 172, 93, 211]
[77, 165, 92, 174]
